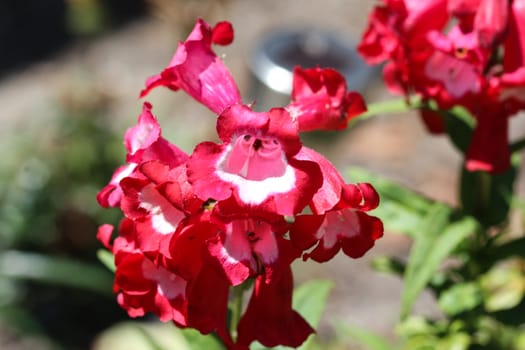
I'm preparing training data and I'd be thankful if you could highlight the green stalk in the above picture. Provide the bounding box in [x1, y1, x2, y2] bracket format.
[472, 171, 493, 248]
[477, 171, 492, 217]
[510, 137, 525, 153]
[350, 95, 424, 126]
[229, 284, 245, 339]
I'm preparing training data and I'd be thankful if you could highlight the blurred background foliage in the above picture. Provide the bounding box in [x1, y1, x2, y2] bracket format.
[0, 74, 128, 349]
[0, 1, 145, 348]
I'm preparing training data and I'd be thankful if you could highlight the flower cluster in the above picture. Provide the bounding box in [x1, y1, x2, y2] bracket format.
[359, 0, 525, 173]
[97, 19, 383, 349]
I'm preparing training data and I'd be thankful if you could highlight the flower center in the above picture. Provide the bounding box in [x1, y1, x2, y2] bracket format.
[223, 134, 287, 181]
[229, 218, 278, 268]
[454, 47, 468, 59]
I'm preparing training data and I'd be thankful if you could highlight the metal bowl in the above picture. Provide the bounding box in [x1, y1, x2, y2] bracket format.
[248, 27, 371, 109]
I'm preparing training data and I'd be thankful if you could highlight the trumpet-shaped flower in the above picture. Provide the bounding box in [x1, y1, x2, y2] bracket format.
[358, 0, 525, 174]
[97, 18, 383, 350]
[187, 104, 323, 216]
[287, 67, 367, 131]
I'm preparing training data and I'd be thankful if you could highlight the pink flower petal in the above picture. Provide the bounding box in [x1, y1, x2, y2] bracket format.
[287, 67, 366, 132]
[187, 142, 236, 202]
[188, 114, 322, 215]
[140, 19, 241, 115]
[424, 50, 481, 98]
[294, 146, 343, 214]
[97, 163, 137, 208]
[96, 224, 114, 250]
[212, 21, 234, 45]
[125, 102, 161, 157]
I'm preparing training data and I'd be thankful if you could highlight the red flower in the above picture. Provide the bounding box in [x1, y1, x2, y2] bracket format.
[236, 265, 314, 348]
[289, 147, 383, 261]
[97, 18, 384, 350]
[358, 1, 404, 65]
[166, 213, 232, 338]
[287, 67, 367, 131]
[206, 211, 293, 285]
[118, 174, 185, 256]
[187, 104, 323, 216]
[97, 103, 188, 208]
[504, 0, 525, 73]
[499, 0, 525, 113]
[474, 0, 509, 47]
[99, 222, 188, 324]
[140, 19, 241, 115]
[114, 250, 188, 324]
[358, 0, 448, 94]
[290, 182, 383, 262]
[416, 26, 489, 108]
[468, 0, 525, 173]
[464, 88, 511, 173]
[359, 0, 525, 174]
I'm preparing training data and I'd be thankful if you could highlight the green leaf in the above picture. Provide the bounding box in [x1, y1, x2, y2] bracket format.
[396, 315, 438, 337]
[136, 325, 170, 350]
[347, 168, 435, 237]
[92, 322, 199, 350]
[348, 168, 432, 213]
[401, 209, 478, 318]
[437, 332, 471, 350]
[438, 282, 483, 316]
[97, 249, 116, 273]
[401, 203, 452, 318]
[292, 280, 333, 327]
[512, 330, 525, 349]
[0, 250, 113, 296]
[481, 263, 525, 312]
[180, 328, 225, 350]
[289, 280, 333, 350]
[0, 305, 45, 335]
[335, 322, 392, 350]
[472, 316, 521, 348]
[371, 256, 405, 276]
[397, 317, 472, 350]
[372, 200, 427, 238]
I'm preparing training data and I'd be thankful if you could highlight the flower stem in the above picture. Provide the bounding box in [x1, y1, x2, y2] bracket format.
[474, 171, 493, 245]
[350, 95, 424, 125]
[510, 137, 525, 153]
[477, 171, 492, 215]
[229, 284, 245, 339]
